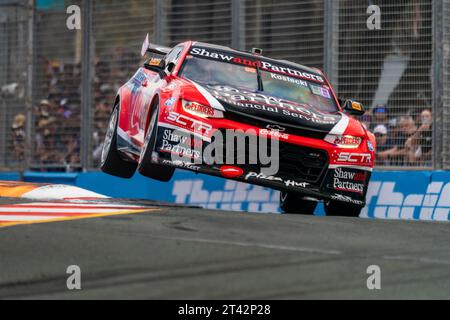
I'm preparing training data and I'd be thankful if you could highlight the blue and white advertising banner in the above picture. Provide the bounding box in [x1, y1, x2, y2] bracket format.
[19, 170, 450, 222]
[363, 171, 450, 221]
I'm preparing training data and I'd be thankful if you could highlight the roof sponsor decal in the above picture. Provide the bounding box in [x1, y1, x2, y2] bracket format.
[206, 85, 339, 126]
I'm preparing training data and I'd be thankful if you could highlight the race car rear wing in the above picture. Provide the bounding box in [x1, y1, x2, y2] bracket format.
[141, 34, 171, 57]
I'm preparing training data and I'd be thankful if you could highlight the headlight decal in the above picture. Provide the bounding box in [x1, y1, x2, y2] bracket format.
[182, 100, 224, 118]
[324, 134, 362, 149]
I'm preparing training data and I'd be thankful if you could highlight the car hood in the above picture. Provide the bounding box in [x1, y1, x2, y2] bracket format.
[176, 79, 365, 136]
[203, 84, 345, 133]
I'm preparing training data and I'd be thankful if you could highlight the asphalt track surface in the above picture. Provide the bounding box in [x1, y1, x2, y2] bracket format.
[1, 198, 450, 299]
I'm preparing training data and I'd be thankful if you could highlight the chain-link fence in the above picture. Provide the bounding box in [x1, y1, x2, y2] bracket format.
[0, 0, 29, 170]
[162, 0, 232, 47]
[334, 0, 433, 168]
[0, 0, 448, 171]
[243, 0, 324, 68]
[31, 0, 82, 171]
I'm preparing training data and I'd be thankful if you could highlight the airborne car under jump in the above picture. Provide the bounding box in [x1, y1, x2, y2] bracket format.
[101, 38, 376, 217]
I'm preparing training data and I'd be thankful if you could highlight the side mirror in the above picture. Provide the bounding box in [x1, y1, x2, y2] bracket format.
[342, 99, 365, 116]
[166, 62, 176, 74]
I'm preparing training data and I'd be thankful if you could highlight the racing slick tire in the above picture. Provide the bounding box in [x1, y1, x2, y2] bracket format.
[324, 201, 363, 217]
[280, 191, 318, 215]
[137, 100, 175, 182]
[100, 105, 137, 178]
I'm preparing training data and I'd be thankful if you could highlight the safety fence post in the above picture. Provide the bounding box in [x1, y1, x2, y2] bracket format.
[81, 0, 93, 171]
[232, 0, 245, 51]
[24, 0, 35, 176]
[324, 0, 337, 84]
[433, 0, 444, 169]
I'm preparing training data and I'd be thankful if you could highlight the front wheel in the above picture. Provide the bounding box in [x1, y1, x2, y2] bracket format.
[280, 191, 318, 215]
[137, 100, 175, 182]
[324, 201, 363, 217]
[100, 105, 137, 178]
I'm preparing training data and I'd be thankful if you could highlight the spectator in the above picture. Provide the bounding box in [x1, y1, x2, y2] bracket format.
[377, 115, 418, 166]
[406, 108, 433, 165]
[371, 104, 389, 129]
[373, 124, 389, 166]
[35, 117, 65, 166]
[62, 133, 81, 169]
[11, 114, 26, 162]
[374, 124, 389, 149]
[35, 99, 53, 118]
[418, 109, 433, 155]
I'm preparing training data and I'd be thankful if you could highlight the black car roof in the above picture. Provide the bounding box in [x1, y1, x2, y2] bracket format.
[192, 41, 323, 77]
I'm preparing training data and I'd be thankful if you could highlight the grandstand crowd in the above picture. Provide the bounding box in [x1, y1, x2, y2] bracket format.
[10, 47, 129, 171]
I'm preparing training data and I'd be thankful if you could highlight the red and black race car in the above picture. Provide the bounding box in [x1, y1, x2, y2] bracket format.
[101, 36, 376, 217]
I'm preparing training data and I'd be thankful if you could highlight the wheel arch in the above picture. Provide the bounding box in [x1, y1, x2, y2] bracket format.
[144, 94, 161, 136]
[113, 93, 128, 136]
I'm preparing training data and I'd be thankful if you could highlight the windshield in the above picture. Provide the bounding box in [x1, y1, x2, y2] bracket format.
[180, 55, 259, 91]
[179, 54, 339, 113]
[260, 71, 337, 112]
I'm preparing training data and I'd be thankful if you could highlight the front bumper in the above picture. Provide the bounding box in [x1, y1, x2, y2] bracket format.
[152, 127, 371, 208]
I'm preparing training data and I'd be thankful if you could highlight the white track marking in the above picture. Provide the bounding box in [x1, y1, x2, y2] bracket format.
[22, 185, 107, 200]
[0, 208, 128, 214]
[152, 235, 342, 256]
[0, 215, 58, 221]
[150, 236, 450, 267]
[13, 202, 143, 208]
[383, 255, 450, 266]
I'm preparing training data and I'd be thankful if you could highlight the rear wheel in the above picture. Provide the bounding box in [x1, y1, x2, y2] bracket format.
[137, 100, 175, 182]
[324, 201, 363, 217]
[100, 105, 137, 178]
[280, 191, 318, 215]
